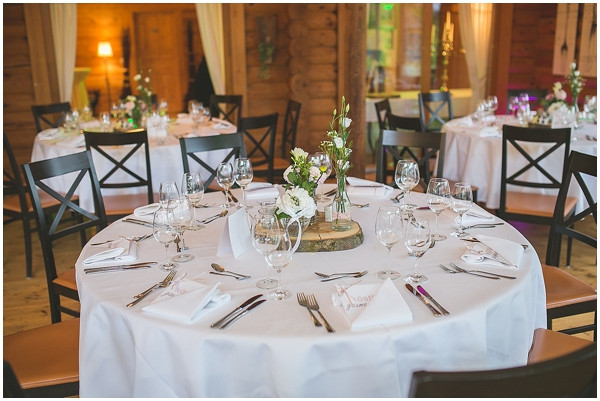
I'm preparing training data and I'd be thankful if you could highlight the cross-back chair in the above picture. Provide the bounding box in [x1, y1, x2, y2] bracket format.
[83, 129, 154, 219]
[22, 151, 108, 323]
[209, 94, 243, 126]
[418, 92, 453, 133]
[374, 98, 391, 132]
[239, 113, 279, 184]
[266, 99, 302, 183]
[179, 132, 247, 191]
[31, 102, 71, 133]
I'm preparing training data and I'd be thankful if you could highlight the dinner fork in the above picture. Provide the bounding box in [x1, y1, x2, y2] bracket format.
[297, 292, 322, 327]
[307, 294, 335, 333]
[130, 270, 177, 304]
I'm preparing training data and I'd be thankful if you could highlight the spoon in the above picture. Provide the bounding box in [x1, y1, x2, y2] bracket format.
[211, 263, 251, 279]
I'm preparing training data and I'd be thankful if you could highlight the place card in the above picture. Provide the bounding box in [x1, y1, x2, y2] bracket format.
[217, 208, 252, 258]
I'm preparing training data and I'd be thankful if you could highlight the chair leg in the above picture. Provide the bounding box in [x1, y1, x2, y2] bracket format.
[566, 236, 573, 268]
[48, 291, 62, 324]
[22, 217, 33, 278]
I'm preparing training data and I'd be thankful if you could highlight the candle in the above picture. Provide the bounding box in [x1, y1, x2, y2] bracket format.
[449, 22, 454, 43]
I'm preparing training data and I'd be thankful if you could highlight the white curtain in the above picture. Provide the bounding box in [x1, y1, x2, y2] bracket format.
[195, 3, 226, 95]
[49, 4, 77, 103]
[458, 3, 493, 112]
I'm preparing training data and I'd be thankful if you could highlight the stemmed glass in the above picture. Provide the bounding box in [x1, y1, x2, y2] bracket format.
[169, 195, 195, 263]
[159, 181, 179, 208]
[487, 95, 498, 115]
[251, 214, 280, 290]
[265, 222, 293, 300]
[234, 158, 253, 208]
[181, 172, 205, 230]
[395, 159, 420, 209]
[450, 182, 473, 238]
[375, 206, 404, 280]
[188, 100, 203, 129]
[153, 207, 178, 271]
[426, 178, 451, 241]
[404, 218, 431, 283]
[216, 162, 235, 208]
[309, 152, 332, 201]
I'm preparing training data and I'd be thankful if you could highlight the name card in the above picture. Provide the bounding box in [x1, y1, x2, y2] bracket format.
[217, 208, 252, 258]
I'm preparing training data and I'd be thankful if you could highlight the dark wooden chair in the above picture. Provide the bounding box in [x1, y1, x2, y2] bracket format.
[31, 102, 71, 133]
[270, 99, 302, 183]
[418, 91, 453, 133]
[374, 98, 391, 132]
[239, 113, 279, 184]
[83, 129, 154, 219]
[543, 151, 597, 340]
[3, 318, 80, 397]
[179, 132, 247, 191]
[22, 151, 108, 323]
[209, 94, 243, 126]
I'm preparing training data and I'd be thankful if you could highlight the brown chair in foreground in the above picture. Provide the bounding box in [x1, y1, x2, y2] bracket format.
[4, 318, 80, 397]
[240, 113, 279, 184]
[31, 102, 71, 133]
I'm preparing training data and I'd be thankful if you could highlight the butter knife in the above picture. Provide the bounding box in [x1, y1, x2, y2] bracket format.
[417, 285, 450, 315]
[211, 294, 263, 328]
[405, 283, 441, 317]
[84, 262, 157, 274]
[122, 218, 153, 227]
[219, 299, 266, 329]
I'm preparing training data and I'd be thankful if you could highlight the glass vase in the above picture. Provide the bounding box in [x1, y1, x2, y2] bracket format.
[331, 172, 352, 231]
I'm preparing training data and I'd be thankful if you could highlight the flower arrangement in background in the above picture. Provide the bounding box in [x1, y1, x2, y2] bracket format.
[320, 96, 353, 181]
[542, 81, 568, 113]
[123, 94, 142, 127]
[275, 147, 320, 220]
[134, 68, 153, 112]
[564, 61, 586, 108]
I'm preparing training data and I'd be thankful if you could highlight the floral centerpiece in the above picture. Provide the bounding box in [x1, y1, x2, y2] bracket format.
[536, 61, 586, 126]
[134, 68, 153, 112]
[564, 61, 586, 110]
[320, 96, 353, 231]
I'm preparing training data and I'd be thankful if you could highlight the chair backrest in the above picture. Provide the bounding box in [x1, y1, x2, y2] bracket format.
[209, 94, 243, 125]
[388, 113, 424, 132]
[281, 99, 301, 158]
[374, 98, 391, 132]
[83, 129, 153, 204]
[31, 102, 71, 133]
[179, 132, 247, 190]
[239, 113, 279, 183]
[546, 151, 597, 266]
[418, 92, 453, 133]
[3, 133, 29, 219]
[408, 342, 597, 397]
[376, 129, 445, 188]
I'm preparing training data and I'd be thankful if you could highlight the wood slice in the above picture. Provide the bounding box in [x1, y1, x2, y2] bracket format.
[289, 213, 364, 252]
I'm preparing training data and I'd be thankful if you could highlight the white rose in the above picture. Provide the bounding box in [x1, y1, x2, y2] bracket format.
[133, 74, 141, 81]
[574, 71, 580, 77]
[145, 77, 150, 83]
[333, 137, 343, 148]
[556, 89, 567, 101]
[341, 117, 352, 128]
[282, 165, 294, 184]
[290, 147, 307, 160]
[309, 166, 321, 182]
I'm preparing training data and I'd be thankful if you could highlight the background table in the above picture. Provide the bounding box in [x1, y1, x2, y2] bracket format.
[76, 188, 546, 397]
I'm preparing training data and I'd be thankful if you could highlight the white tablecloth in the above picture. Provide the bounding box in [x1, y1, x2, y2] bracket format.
[442, 115, 597, 210]
[30, 118, 236, 211]
[77, 188, 546, 397]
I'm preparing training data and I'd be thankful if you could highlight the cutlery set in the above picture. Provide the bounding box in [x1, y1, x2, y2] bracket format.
[314, 270, 368, 282]
[210, 294, 265, 329]
[405, 283, 445, 317]
[126, 270, 177, 307]
[296, 292, 335, 332]
[439, 263, 516, 280]
[84, 261, 157, 274]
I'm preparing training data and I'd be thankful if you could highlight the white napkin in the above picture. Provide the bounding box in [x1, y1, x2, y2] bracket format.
[134, 203, 160, 216]
[332, 278, 413, 329]
[458, 209, 496, 226]
[245, 183, 280, 200]
[346, 177, 393, 198]
[82, 241, 138, 266]
[38, 128, 62, 140]
[478, 126, 501, 137]
[213, 122, 231, 129]
[460, 234, 524, 269]
[142, 275, 231, 323]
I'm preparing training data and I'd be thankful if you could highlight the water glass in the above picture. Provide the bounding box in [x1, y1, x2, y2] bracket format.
[450, 182, 473, 238]
[217, 162, 235, 208]
[153, 207, 178, 271]
[159, 181, 179, 208]
[181, 172, 205, 230]
[404, 218, 431, 283]
[395, 159, 420, 209]
[252, 214, 280, 289]
[234, 158, 253, 208]
[426, 178, 450, 241]
[375, 206, 404, 280]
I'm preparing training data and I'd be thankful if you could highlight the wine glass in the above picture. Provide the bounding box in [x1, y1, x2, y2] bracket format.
[234, 158, 253, 208]
[426, 178, 451, 241]
[404, 218, 431, 283]
[309, 152, 332, 201]
[487, 95, 498, 115]
[217, 162, 235, 208]
[375, 206, 404, 280]
[169, 196, 195, 263]
[159, 181, 179, 208]
[265, 222, 293, 300]
[153, 207, 178, 271]
[450, 182, 473, 238]
[181, 172, 205, 230]
[188, 100, 202, 129]
[395, 159, 420, 209]
[99, 112, 111, 132]
[251, 214, 281, 289]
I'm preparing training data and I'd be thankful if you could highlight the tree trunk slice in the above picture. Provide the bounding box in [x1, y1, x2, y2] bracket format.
[289, 213, 363, 252]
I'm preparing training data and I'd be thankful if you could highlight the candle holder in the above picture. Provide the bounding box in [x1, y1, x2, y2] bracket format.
[440, 39, 453, 92]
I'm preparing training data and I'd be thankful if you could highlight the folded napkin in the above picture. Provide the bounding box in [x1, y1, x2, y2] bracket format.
[134, 203, 160, 217]
[142, 275, 231, 323]
[245, 183, 280, 200]
[82, 241, 138, 266]
[63, 135, 85, 147]
[478, 126, 501, 137]
[332, 278, 413, 329]
[460, 234, 524, 269]
[457, 209, 496, 226]
[213, 122, 232, 129]
[38, 128, 62, 140]
[346, 177, 393, 198]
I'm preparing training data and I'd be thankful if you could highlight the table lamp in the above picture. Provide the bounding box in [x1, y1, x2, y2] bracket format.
[97, 41, 113, 109]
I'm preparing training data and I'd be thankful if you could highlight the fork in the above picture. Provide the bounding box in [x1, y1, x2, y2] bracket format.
[130, 270, 177, 303]
[320, 271, 367, 282]
[307, 294, 335, 333]
[450, 262, 516, 280]
[314, 271, 364, 278]
[439, 264, 499, 280]
[297, 292, 322, 327]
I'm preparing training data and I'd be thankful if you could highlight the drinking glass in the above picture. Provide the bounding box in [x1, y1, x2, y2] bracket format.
[375, 206, 404, 280]
[188, 100, 203, 128]
[181, 172, 205, 230]
[426, 178, 451, 241]
[404, 218, 431, 283]
[450, 182, 473, 238]
[487, 95, 498, 115]
[99, 112, 111, 132]
[309, 152, 332, 201]
[251, 214, 281, 289]
[265, 222, 293, 300]
[234, 158, 253, 208]
[217, 162, 235, 208]
[169, 196, 195, 263]
[395, 159, 420, 209]
[159, 181, 179, 208]
[153, 207, 178, 271]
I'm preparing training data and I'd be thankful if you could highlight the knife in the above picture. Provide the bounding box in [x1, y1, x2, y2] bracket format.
[417, 285, 450, 315]
[84, 262, 157, 274]
[210, 294, 263, 328]
[227, 190, 239, 203]
[219, 299, 266, 329]
[122, 218, 153, 227]
[405, 283, 441, 317]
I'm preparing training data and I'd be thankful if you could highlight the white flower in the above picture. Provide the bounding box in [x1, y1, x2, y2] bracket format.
[309, 166, 321, 183]
[290, 147, 308, 160]
[574, 70, 580, 77]
[277, 187, 316, 218]
[133, 74, 141, 81]
[341, 117, 352, 128]
[144, 77, 150, 83]
[282, 165, 294, 184]
[333, 137, 343, 148]
[556, 89, 567, 101]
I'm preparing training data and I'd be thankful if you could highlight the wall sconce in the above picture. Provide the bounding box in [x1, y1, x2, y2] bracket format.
[97, 41, 113, 108]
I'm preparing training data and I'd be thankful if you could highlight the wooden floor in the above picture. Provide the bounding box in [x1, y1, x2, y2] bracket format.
[3, 205, 596, 340]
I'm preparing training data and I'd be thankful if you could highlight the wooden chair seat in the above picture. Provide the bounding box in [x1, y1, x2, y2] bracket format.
[542, 264, 597, 309]
[505, 192, 578, 219]
[528, 327, 595, 364]
[3, 191, 65, 214]
[52, 268, 78, 295]
[3, 318, 79, 396]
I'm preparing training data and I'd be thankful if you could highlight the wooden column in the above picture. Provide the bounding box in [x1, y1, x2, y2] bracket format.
[488, 4, 513, 114]
[223, 3, 247, 111]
